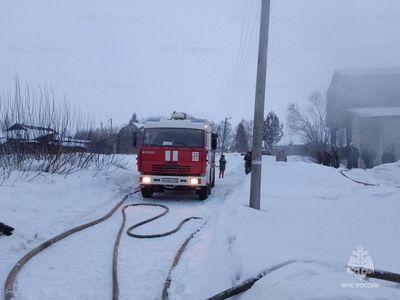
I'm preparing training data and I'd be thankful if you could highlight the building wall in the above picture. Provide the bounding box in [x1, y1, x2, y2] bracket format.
[117, 133, 135, 154]
[381, 117, 400, 162]
[350, 115, 361, 148]
[360, 117, 380, 166]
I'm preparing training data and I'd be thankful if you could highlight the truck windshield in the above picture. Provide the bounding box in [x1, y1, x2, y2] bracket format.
[142, 128, 204, 147]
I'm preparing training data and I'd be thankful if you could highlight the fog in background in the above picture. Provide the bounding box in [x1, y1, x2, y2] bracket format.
[1, 0, 400, 138]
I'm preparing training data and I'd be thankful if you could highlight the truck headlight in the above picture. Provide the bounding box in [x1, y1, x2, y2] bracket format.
[190, 178, 200, 185]
[141, 176, 151, 184]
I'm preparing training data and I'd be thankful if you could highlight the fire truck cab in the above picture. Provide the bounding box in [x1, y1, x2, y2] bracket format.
[136, 112, 218, 200]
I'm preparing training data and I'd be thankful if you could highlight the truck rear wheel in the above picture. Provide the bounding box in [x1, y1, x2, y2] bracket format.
[141, 187, 153, 198]
[199, 185, 209, 200]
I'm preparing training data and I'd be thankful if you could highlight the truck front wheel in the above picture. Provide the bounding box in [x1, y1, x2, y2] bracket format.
[141, 187, 154, 198]
[199, 185, 209, 200]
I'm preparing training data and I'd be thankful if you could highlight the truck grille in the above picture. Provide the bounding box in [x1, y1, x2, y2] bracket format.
[152, 164, 191, 174]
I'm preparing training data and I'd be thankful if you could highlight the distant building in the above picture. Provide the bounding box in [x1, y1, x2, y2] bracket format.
[327, 68, 400, 164]
[4, 123, 89, 153]
[6, 123, 58, 143]
[117, 121, 139, 154]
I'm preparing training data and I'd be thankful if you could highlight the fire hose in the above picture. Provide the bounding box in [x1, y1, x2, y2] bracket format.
[112, 203, 205, 300]
[340, 169, 379, 186]
[207, 260, 400, 300]
[4, 191, 205, 300]
[340, 169, 400, 188]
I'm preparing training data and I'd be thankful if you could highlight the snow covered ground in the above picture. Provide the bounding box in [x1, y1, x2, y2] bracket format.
[1, 154, 400, 299]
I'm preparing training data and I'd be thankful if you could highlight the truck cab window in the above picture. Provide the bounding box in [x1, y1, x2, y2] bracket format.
[143, 128, 204, 148]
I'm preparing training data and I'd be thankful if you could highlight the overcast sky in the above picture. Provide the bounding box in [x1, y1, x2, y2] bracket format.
[1, 0, 400, 136]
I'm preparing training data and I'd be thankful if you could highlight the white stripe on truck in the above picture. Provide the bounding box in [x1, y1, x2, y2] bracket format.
[165, 150, 171, 161]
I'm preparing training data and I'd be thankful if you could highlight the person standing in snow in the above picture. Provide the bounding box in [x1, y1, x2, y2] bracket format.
[346, 143, 360, 169]
[323, 149, 332, 166]
[0, 222, 14, 236]
[361, 146, 376, 169]
[218, 155, 227, 178]
[381, 147, 396, 164]
[330, 146, 340, 168]
[244, 151, 252, 175]
[244, 151, 252, 174]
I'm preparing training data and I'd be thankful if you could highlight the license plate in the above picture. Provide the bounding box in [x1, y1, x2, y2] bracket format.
[161, 178, 179, 183]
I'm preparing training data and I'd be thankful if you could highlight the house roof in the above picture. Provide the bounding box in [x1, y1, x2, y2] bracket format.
[5, 123, 59, 142]
[347, 107, 400, 118]
[6, 123, 58, 134]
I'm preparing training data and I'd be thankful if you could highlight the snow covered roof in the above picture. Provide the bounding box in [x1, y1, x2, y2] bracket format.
[347, 107, 400, 118]
[132, 122, 145, 129]
[6, 123, 58, 134]
[5, 123, 59, 141]
[3, 123, 90, 147]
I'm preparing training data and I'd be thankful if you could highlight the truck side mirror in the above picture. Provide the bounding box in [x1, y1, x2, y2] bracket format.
[211, 133, 218, 150]
[133, 134, 137, 148]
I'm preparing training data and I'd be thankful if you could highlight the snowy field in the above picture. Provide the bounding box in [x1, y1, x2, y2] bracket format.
[1, 154, 400, 299]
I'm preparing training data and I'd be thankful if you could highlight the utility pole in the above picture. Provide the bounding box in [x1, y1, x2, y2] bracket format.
[250, 0, 271, 210]
[221, 116, 231, 155]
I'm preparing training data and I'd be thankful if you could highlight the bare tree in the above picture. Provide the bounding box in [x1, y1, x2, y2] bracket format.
[215, 120, 234, 153]
[287, 92, 330, 162]
[0, 77, 125, 183]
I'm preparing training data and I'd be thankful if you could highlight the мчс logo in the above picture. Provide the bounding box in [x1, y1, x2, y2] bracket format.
[342, 244, 379, 288]
[346, 244, 374, 281]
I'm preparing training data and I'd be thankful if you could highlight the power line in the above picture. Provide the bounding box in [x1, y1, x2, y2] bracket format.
[228, 0, 263, 119]
[227, 0, 255, 116]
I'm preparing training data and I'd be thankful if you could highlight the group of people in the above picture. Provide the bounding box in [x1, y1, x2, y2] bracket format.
[347, 144, 396, 169]
[218, 144, 396, 176]
[321, 143, 397, 170]
[318, 146, 341, 168]
[218, 151, 253, 178]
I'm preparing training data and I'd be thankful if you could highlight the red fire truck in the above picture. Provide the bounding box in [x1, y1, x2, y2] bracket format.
[135, 112, 218, 200]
